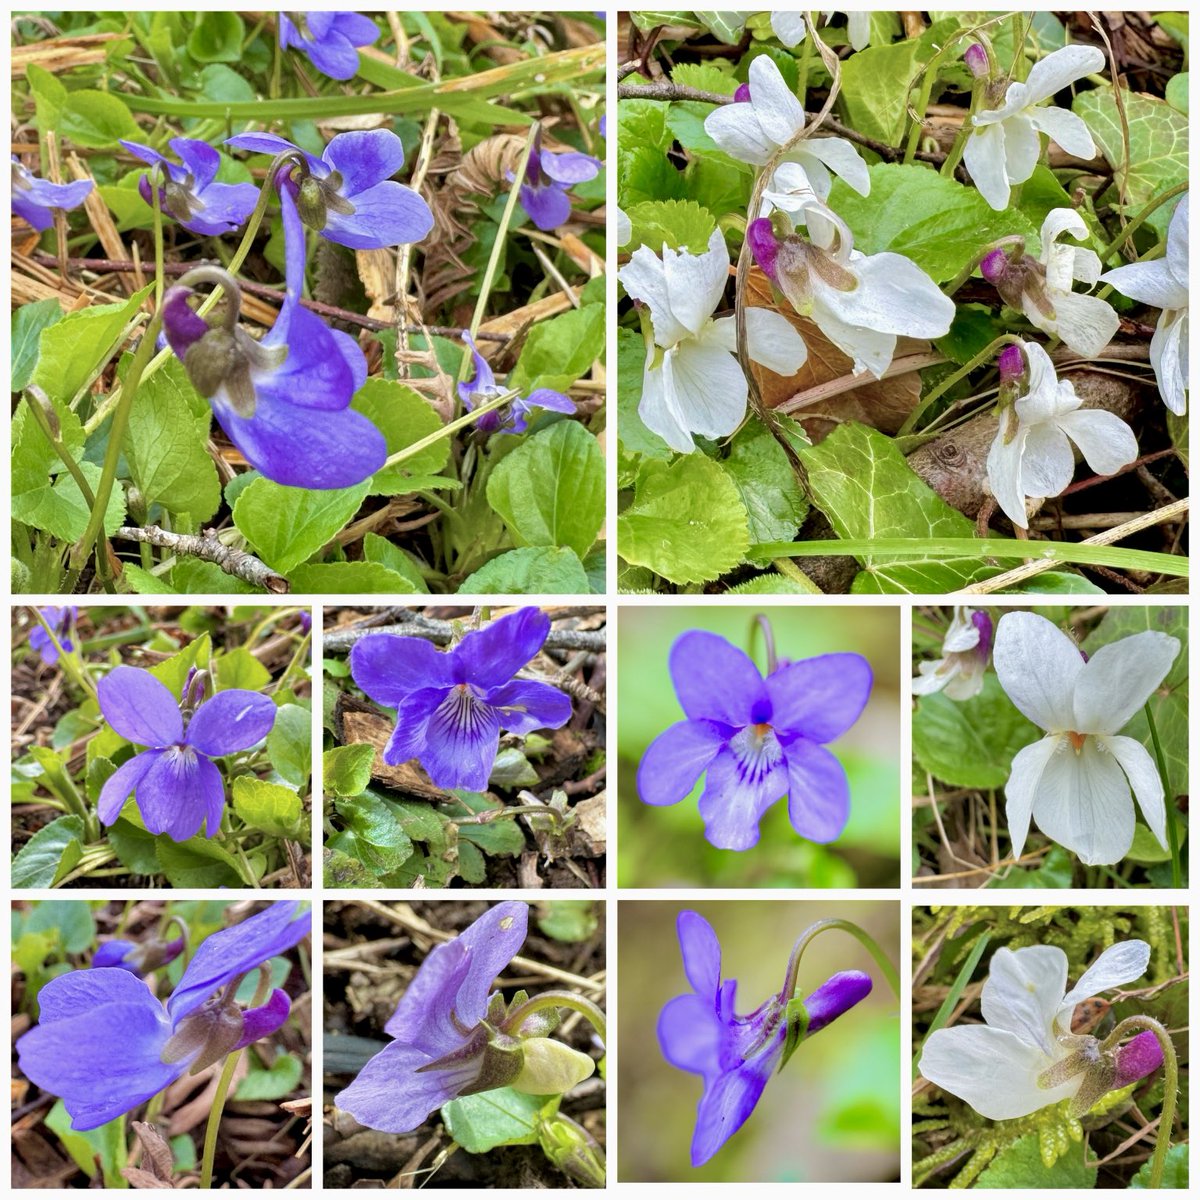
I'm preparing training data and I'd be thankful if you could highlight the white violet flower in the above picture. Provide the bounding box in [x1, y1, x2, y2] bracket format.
[993, 610, 1179, 865]
[986, 340, 1137, 530]
[618, 228, 808, 452]
[912, 607, 993, 701]
[982, 208, 1119, 358]
[1100, 199, 1189, 415]
[920, 941, 1160, 1120]
[747, 200, 955, 378]
[704, 55, 870, 205]
[965, 44, 1106, 211]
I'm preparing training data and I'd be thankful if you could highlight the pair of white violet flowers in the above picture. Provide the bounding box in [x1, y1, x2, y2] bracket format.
[916, 609, 1179, 867]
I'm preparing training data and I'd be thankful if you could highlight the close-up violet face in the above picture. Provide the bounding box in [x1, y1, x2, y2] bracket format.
[96, 665, 277, 842]
[514, 130, 602, 232]
[16, 901, 310, 1131]
[638, 629, 872, 851]
[349, 607, 573, 792]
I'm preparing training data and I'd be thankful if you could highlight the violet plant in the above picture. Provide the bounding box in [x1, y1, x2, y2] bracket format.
[615, 11, 1187, 594]
[12, 606, 313, 890]
[16, 901, 310, 1189]
[349, 606, 573, 792]
[335, 901, 606, 1187]
[659, 909, 897, 1167]
[13, 14, 605, 597]
[29, 605, 78, 666]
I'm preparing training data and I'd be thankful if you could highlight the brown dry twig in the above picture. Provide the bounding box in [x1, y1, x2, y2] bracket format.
[113, 526, 289, 593]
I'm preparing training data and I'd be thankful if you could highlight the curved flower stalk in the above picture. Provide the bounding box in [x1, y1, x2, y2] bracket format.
[11, 157, 93, 231]
[16, 902, 310, 1131]
[993, 610, 1179, 865]
[986, 341, 1137, 530]
[279, 11, 379, 81]
[912, 606, 993, 701]
[770, 11, 869, 51]
[981, 209, 1119, 357]
[748, 203, 955, 378]
[162, 188, 387, 488]
[226, 129, 433, 250]
[659, 911, 871, 1166]
[337, 903, 599, 1132]
[920, 941, 1162, 1119]
[121, 138, 257, 236]
[510, 129, 602, 231]
[964, 44, 1105, 211]
[459, 330, 574, 434]
[97, 665, 277, 842]
[1101, 199, 1189, 415]
[617, 228, 807, 452]
[704, 55, 870, 206]
[30, 605, 78, 666]
[350, 607, 573, 792]
[638, 628, 872, 850]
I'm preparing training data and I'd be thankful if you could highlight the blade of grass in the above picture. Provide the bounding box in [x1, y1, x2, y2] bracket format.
[913, 933, 990, 1079]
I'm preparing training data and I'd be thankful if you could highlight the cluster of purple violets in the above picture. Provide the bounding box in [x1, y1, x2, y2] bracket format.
[17, 902, 309, 1131]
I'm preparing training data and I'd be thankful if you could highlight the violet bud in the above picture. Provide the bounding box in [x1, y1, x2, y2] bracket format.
[746, 217, 781, 283]
[980, 248, 1012, 284]
[997, 343, 1026, 383]
[964, 43, 989, 78]
[1113, 1030, 1164, 1088]
[733, 82, 752, 103]
[971, 610, 994, 661]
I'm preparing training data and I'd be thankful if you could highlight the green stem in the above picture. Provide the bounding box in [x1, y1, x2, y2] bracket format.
[462, 122, 539, 380]
[1101, 1015, 1177, 1188]
[1143, 701, 1180, 889]
[69, 308, 163, 575]
[501, 990, 607, 1047]
[381, 387, 520, 468]
[749, 536, 1188, 577]
[749, 613, 777, 674]
[897, 333, 1023, 437]
[151, 165, 165, 311]
[23, 388, 96, 507]
[1098, 181, 1188, 265]
[940, 77, 982, 179]
[781, 918, 901, 1006]
[199, 966, 272, 1188]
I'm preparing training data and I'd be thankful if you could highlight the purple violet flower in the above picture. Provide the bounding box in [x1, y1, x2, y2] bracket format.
[225, 129, 433, 250]
[659, 911, 871, 1167]
[93, 935, 184, 976]
[120, 138, 258, 236]
[510, 131, 601, 232]
[458, 330, 575, 434]
[30, 605, 78, 665]
[279, 11, 379, 80]
[96, 665, 277, 842]
[638, 631, 872, 851]
[350, 608, 573, 792]
[11, 158, 93, 231]
[336, 902, 529, 1131]
[16, 901, 310, 1131]
[161, 184, 387, 488]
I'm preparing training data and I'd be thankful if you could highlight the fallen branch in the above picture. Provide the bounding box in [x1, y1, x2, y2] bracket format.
[113, 526, 289, 593]
[323, 613, 605, 654]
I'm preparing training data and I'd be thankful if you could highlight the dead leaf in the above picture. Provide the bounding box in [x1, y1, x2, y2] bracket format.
[333, 697, 450, 801]
[744, 268, 925, 439]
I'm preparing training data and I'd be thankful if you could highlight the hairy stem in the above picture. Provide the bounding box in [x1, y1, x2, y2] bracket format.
[1143, 701, 1180, 889]
[501, 990, 607, 1047]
